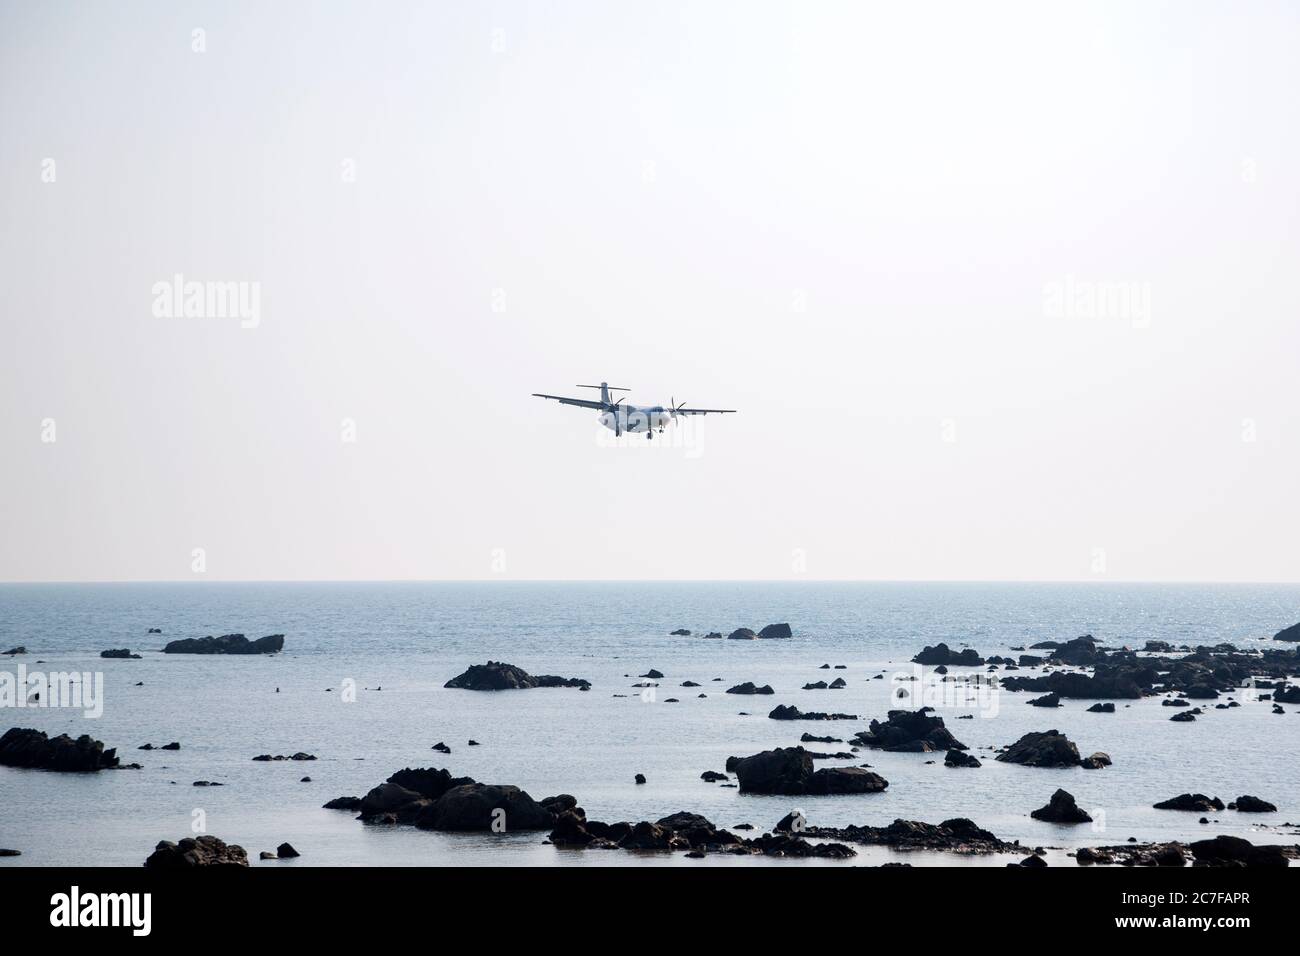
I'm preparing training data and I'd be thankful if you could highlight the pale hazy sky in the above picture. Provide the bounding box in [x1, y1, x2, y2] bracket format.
[2, 1, 1298, 582]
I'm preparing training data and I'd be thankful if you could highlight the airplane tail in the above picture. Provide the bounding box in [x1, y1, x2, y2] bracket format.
[577, 382, 630, 406]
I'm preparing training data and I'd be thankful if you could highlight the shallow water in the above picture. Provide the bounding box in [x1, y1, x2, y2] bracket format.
[1, 581, 1297, 866]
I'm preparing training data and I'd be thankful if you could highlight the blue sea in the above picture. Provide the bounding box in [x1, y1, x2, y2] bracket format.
[1, 582, 1297, 866]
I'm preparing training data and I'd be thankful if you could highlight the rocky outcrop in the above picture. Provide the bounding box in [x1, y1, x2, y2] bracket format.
[1030, 789, 1092, 823]
[1273, 621, 1300, 642]
[0, 728, 119, 771]
[730, 747, 887, 795]
[789, 817, 1016, 854]
[99, 648, 141, 659]
[726, 682, 774, 695]
[443, 661, 590, 690]
[758, 623, 793, 639]
[163, 633, 284, 655]
[1028, 692, 1061, 708]
[995, 730, 1088, 768]
[912, 643, 984, 666]
[852, 708, 967, 752]
[415, 783, 555, 831]
[550, 809, 853, 858]
[145, 835, 249, 868]
[1188, 836, 1290, 867]
[322, 796, 363, 811]
[1, 647, 26, 656]
[768, 704, 857, 721]
[1154, 793, 1224, 812]
[944, 749, 981, 768]
[1229, 795, 1277, 813]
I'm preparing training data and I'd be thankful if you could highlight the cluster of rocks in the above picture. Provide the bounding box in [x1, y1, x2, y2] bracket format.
[1001, 636, 1298, 701]
[1075, 836, 1296, 867]
[723, 624, 793, 640]
[802, 678, 847, 690]
[162, 633, 284, 655]
[726, 682, 774, 695]
[852, 708, 967, 753]
[0, 728, 119, 771]
[444, 661, 590, 691]
[144, 835, 249, 868]
[551, 809, 853, 858]
[786, 816, 1018, 854]
[1152, 793, 1276, 813]
[724, 747, 887, 795]
[768, 704, 857, 721]
[332, 766, 568, 832]
[138, 742, 180, 751]
[253, 752, 316, 762]
[100, 648, 141, 659]
[995, 730, 1110, 769]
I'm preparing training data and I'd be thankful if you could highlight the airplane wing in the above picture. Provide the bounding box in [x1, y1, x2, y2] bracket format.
[532, 393, 606, 410]
[673, 407, 736, 415]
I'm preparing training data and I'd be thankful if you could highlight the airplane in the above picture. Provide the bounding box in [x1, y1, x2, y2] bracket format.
[532, 382, 736, 439]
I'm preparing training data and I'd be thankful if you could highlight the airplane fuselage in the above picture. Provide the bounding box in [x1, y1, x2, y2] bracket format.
[599, 404, 674, 434]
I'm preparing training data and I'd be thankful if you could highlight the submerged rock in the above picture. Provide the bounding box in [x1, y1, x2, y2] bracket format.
[163, 633, 284, 655]
[727, 628, 757, 640]
[443, 661, 590, 691]
[0, 728, 119, 771]
[99, 648, 141, 659]
[145, 835, 249, 868]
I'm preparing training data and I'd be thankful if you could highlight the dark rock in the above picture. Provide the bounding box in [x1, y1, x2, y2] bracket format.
[670, 629, 691, 636]
[161, 742, 180, 751]
[414, 783, 555, 831]
[700, 771, 728, 782]
[1079, 752, 1112, 770]
[1087, 703, 1116, 713]
[758, 623, 793, 639]
[912, 643, 984, 666]
[162, 633, 284, 655]
[443, 661, 590, 690]
[1273, 622, 1300, 642]
[1189, 835, 1289, 866]
[1031, 789, 1093, 823]
[726, 682, 774, 695]
[853, 708, 967, 752]
[0, 728, 119, 772]
[803, 681, 828, 690]
[731, 746, 886, 795]
[386, 767, 473, 800]
[1170, 711, 1197, 722]
[431, 742, 451, 754]
[1229, 795, 1277, 813]
[995, 730, 1082, 768]
[639, 669, 664, 679]
[1154, 793, 1224, 812]
[145, 835, 249, 868]
[1017, 854, 1048, 867]
[634, 773, 646, 784]
[1028, 692, 1061, 708]
[791, 817, 1015, 854]
[727, 628, 758, 640]
[1, 647, 27, 655]
[800, 733, 842, 743]
[99, 648, 141, 659]
[944, 749, 981, 768]
[829, 677, 847, 689]
[276, 842, 300, 858]
[768, 704, 857, 721]
[0, 849, 21, 856]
